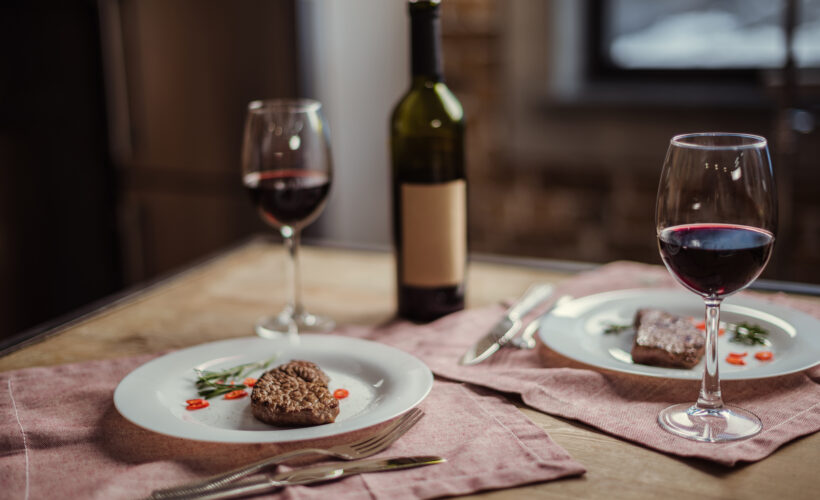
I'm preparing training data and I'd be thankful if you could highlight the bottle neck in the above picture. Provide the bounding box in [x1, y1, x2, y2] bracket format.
[410, 5, 443, 82]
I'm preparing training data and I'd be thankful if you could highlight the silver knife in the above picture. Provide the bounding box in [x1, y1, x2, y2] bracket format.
[459, 283, 554, 365]
[178, 455, 445, 500]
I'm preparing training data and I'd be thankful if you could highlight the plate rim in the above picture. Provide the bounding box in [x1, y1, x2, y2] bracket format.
[538, 288, 820, 380]
[113, 334, 434, 443]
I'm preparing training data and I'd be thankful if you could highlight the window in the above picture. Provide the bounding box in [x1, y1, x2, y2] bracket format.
[592, 0, 820, 74]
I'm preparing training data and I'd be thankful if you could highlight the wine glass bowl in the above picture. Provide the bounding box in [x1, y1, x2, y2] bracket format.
[241, 99, 334, 339]
[655, 132, 776, 442]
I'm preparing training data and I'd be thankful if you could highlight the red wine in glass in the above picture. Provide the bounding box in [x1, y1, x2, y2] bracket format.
[655, 132, 777, 442]
[658, 223, 774, 297]
[244, 170, 331, 229]
[241, 98, 334, 339]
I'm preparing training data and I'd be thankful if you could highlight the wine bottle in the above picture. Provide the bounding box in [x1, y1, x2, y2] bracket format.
[391, 0, 467, 322]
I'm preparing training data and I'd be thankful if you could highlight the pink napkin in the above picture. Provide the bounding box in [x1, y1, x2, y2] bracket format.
[342, 261, 820, 466]
[0, 356, 584, 499]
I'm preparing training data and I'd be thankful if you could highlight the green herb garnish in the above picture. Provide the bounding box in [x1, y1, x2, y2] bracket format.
[194, 356, 278, 399]
[602, 322, 632, 334]
[727, 322, 770, 346]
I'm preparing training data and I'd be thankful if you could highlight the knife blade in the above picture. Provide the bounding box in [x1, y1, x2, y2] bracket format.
[183, 456, 445, 500]
[459, 283, 554, 365]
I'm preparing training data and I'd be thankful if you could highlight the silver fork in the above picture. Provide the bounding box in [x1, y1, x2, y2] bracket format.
[150, 408, 424, 499]
[509, 295, 573, 349]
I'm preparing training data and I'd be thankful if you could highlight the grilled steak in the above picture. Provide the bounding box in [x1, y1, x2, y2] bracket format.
[630, 309, 705, 369]
[250, 360, 339, 426]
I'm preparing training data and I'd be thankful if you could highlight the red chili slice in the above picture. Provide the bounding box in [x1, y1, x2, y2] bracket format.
[224, 389, 248, 400]
[186, 400, 210, 410]
[729, 352, 748, 357]
[726, 355, 746, 366]
[186, 398, 206, 405]
[333, 389, 349, 399]
[243, 378, 257, 387]
[755, 351, 774, 361]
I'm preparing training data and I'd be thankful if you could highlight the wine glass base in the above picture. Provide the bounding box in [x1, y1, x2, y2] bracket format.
[255, 311, 335, 339]
[658, 403, 762, 442]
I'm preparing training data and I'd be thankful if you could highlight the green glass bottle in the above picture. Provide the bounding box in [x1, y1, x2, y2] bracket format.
[391, 0, 467, 322]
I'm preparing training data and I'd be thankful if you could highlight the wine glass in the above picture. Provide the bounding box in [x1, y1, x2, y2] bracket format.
[241, 99, 334, 340]
[655, 132, 777, 442]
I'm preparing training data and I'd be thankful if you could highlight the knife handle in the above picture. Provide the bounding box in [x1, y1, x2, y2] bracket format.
[150, 447, 321, 499]
[507, 284, 554, 320]
[180, 475, 279, 500]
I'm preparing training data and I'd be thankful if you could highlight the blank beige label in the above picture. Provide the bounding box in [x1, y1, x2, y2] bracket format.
[401, 180, 466, 287]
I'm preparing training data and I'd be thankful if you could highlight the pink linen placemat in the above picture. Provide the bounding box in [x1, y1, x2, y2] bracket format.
[0, 355, 584, 500]
[342, 261, 820, 467]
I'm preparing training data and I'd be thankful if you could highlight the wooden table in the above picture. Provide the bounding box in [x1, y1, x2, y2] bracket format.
[1, 238, 817, 499]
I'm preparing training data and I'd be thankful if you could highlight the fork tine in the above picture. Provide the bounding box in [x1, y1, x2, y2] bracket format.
[351, 408, 422, 449]
[353, 408, 423, 454]
[356, 411, 422, 454]
[351, 409, 422, 451]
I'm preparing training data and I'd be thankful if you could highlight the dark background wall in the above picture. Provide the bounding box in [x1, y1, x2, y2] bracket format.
[0, 0, 298, 339]
[0, 2, 121, 336]
[1, 0, 818, 343]
[444, 0, 820, 284]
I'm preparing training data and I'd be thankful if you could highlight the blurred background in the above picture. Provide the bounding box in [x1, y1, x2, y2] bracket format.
[1, 0, 819, 340]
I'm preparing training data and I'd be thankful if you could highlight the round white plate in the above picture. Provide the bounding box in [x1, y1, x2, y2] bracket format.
[538, 289, 820, 380]
[114, 335, 433, 443]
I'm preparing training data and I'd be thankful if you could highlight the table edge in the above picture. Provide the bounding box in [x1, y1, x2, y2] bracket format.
[3, 234, 819, 357]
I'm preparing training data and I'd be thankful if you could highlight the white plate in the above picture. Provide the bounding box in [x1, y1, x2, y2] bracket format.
[114, 335, 433, 443]
[538, 289, 820, 380]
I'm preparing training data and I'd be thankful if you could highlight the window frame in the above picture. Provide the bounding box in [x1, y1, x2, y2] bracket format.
[586, 0, 775, 86]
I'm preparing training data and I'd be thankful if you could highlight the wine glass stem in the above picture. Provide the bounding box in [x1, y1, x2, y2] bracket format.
[281, 226, 304, 320]
[697, 297, 724, 410]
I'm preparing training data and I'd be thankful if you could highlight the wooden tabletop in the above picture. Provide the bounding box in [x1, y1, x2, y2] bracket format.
[1, 238, 817, 499]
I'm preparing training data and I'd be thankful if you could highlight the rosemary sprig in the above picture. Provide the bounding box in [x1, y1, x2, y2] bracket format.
[602, 322, 632, 334]
[194, 356, 278, 399]
[196, 379, 246, 400]
[727, 322, 770, 346]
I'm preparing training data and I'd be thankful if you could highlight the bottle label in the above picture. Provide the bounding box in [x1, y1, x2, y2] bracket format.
[400, 179, 466, 287]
